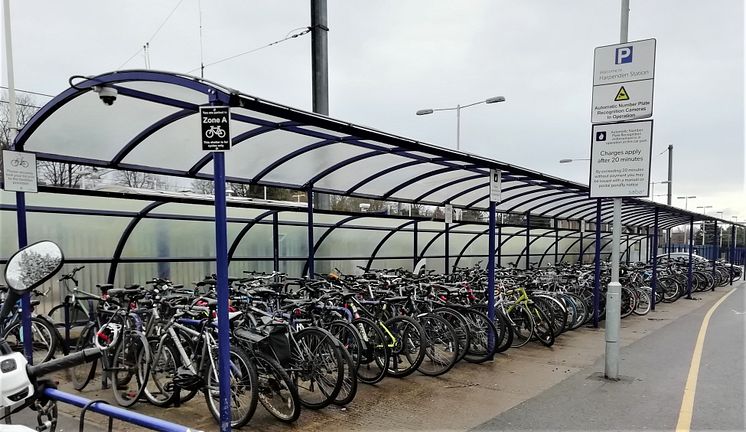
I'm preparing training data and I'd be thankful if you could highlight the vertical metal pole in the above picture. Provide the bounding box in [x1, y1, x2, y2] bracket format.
[687, 217, 694, 299]
[646, 227, 650, 262]
[306, 189, 314, 277]
[497, 224, 502, 267]
[444, 221, 450, 274]
[605, 0, 628, 379]
[487, 201, 496, 354]
[456, 104, 461, 151]
[413, 221, 419, 269]
[579, 221, 585, 263]
[651, 209, 659, 311]
[594, 199, 602, 327]
[625, 234, 631, 264]
[525, 213, 531, 270]
[666, 145, 673, 207]
[730, 224, 735, 285]
[554, 223, 559, 265]
[311, 0, 330, 211]
[4, 0, 32, 363]
[712, 220, 718, 290]
[272, 212, 280, 272]
[667, 229, 671, 257]
[212, 152, 231, 431]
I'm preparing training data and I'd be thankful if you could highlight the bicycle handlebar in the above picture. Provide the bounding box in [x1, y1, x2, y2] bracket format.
[28, 348, 100, 379]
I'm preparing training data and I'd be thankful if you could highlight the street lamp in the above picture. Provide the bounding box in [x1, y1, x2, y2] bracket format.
[676, 195, 696, 210]
[696, 205, 713, 246]
[650, 180, 669, 201]
[416, 96, 506, 151]
[559, 158, 590, 163]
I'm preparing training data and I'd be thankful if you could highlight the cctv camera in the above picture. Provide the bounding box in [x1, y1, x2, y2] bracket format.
[93, 86, 118, 106]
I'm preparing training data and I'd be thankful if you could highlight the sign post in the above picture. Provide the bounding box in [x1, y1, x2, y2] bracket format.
[590, 0, 655, 380]
[200, 106, 232, 151]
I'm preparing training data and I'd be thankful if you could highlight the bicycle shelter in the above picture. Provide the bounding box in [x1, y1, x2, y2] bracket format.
[2, 70, 744, 430]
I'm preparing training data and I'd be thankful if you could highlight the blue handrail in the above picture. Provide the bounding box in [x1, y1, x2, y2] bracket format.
[43, 388, 200, 432]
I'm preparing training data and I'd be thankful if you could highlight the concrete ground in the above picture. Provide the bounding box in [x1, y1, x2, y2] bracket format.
[5, 282, 743, 431]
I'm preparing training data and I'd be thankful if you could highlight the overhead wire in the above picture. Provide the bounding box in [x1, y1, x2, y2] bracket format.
[187, 26, 311, 74]
[117, 0, 186, 69]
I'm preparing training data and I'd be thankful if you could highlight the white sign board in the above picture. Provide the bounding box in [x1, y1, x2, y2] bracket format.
[592, 80, 653, 123]
[489, 169, 501, 203]
[589, 120, 653, 198]
[444, 204, 453, 224]
[592, 38, 655, 124]
[2, 150, 38, 193]
[593, 39, 656, 86]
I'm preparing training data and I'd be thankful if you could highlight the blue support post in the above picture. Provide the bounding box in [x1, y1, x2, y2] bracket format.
[593, 199, 602, 327]
[651, 208, 659, 311]
[212, 152, 231, 431]
[687, 217, 694, 299]
[554, 223, 559, 264]
[15, 192, 33, 362]
[525, 213, 531, 270]
[578, 221, 584, 264]
[487, 201, 496, 354]
[730, 225, 736, 285]
[712, 220, 718, 291]
[272, 212, 280, 272]
[625, 234, 631, 264]
[444, 221, 450, 274]
[306, 189, 314, 277]
[413, 221, 418, 269]
[667, 229, 671, 258]
[497, 223, 502, 268]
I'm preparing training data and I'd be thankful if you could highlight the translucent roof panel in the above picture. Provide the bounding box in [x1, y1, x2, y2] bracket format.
[13, 70, 732, 229]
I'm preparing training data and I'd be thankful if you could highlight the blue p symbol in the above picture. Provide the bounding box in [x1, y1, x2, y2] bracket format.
[615, 46, 633, 64]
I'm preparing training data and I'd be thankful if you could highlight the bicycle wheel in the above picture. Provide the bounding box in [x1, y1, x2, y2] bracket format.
[461, 308, 499, 363]
[143, 336, 180, 407]
[68, 322, 98, 390]
[530, 304, 555, 347]
[2, 317, 58, 365]
[290, 327, 345, 410]
[417, 313, 459, 377]
[253, 352, 301, 423]
[47, 302, 90, 331]
[110, 329, 151, 407]
[383, 316, 426, 378]
[506, 304, 534, 348]
[434, 307, 470, 363]
[332, 345, 358, 406]
[633, 287, 651, 315]
[620, 286, 636, 319]
[205, 345, 259, 428]
[351, 317, 388, 384]
[327, 320, 363, 371]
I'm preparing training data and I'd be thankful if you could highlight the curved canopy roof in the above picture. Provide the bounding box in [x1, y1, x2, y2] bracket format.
[14, 70, 736, 230]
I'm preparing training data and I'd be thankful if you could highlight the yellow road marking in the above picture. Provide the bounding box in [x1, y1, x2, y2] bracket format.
[675, 287, 739, 431]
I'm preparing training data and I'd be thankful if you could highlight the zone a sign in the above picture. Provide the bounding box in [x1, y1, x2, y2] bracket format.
[200, 106, 231, 151]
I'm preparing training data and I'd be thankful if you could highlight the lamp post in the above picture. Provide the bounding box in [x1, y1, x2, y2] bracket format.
[716, 211, 724, 248]
[676, 195, 696, 248]
[416, 96, 506, 151]
[650, 181, 669, 201]
[696, 205, 713, 246]
[559, 158, 591, 164]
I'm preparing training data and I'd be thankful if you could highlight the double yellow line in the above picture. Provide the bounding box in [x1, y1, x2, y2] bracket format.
[675, 287, 739, 431]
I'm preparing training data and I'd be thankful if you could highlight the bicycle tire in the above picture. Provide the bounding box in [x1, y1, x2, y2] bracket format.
[68, 322, 97, 390]
[351, 317, 388, 384]
[460, 308, 500, 362]
[2, 316, 58, 365]
[433, 307, 470, 363]
[204, 344, 259, 429]
[416, 313, 459, 377]
[290, 327, 345, 409]
[143, 336, 180, 407]
[383, 315, 426, 378]
[253, 351, 301, 422]
[110, 329, 151, 407]
[332, 345, 358, 406]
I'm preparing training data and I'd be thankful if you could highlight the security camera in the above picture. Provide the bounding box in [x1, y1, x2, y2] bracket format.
[93, 86, 118, 106]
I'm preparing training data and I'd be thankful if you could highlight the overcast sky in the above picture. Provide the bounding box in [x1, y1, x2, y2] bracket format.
[3, 0, 745, 221]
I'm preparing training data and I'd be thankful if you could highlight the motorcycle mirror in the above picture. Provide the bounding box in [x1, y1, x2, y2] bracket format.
[4, 241, 64, 295]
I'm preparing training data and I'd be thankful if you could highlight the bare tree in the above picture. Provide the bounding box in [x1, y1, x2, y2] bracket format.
[36, 162, 92, 188]
[115, 170, 156, 188]
[0, 93, 39, 150]
[191, 179, 215, 195]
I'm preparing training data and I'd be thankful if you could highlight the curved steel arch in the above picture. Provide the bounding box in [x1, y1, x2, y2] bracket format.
[504, 189, 574, 213]
[227, 210, 277, 262]
[188, 124, 286, 176]
[621, 236, 646, 262]
[383, 166, 473, 200]
[565, 200, 612, 221]
[253, 138, 347, 184]
[537, 230, 580, 267]
[107, 201, 167, 283]
[452, 228, 490, 269]
[112, 109, 196, 164]
[514, 228, 558, 268]
[302, 215, 365, 275]
[346, 159, 432, 195]
[366, 220, 418, 271]
[536, 196, 592, 217]
[305, 149, 390, 186]
[446, 182, 489, 207]
[413, 173, 484, 203]
[417, 222, 469, 262]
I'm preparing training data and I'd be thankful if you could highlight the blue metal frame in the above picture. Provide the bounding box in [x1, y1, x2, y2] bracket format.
[366, 220, 418, 271]
[651, 208, 659, 310]
[107, 201, 166, 283]
[306, 189, 315, 276]
[687, 216, 694, 299]
[487, 201, 496, 355]
[594, 199, 601, 327]
[303, 215, 363, 275]
[227, 210, 277, 262]
[712, 220, 718, 290]
[525, 213, 531, 270]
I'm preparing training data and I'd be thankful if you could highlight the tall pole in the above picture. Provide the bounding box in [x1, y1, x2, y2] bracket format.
[4, 0, 33, 363]
[605, 0, 628, 380]
[486, 201, 496, 355]
[311, 0, 330, 210]
[666, 145, 673, 206]
[456, 104, 461, 150]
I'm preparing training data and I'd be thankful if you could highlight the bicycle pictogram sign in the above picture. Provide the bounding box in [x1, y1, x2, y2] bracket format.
[200, 106, 231, 151]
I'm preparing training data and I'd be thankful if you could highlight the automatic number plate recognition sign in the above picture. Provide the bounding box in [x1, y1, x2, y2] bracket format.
[201, 106, 231, 151]
[589, 120, 653, 198]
